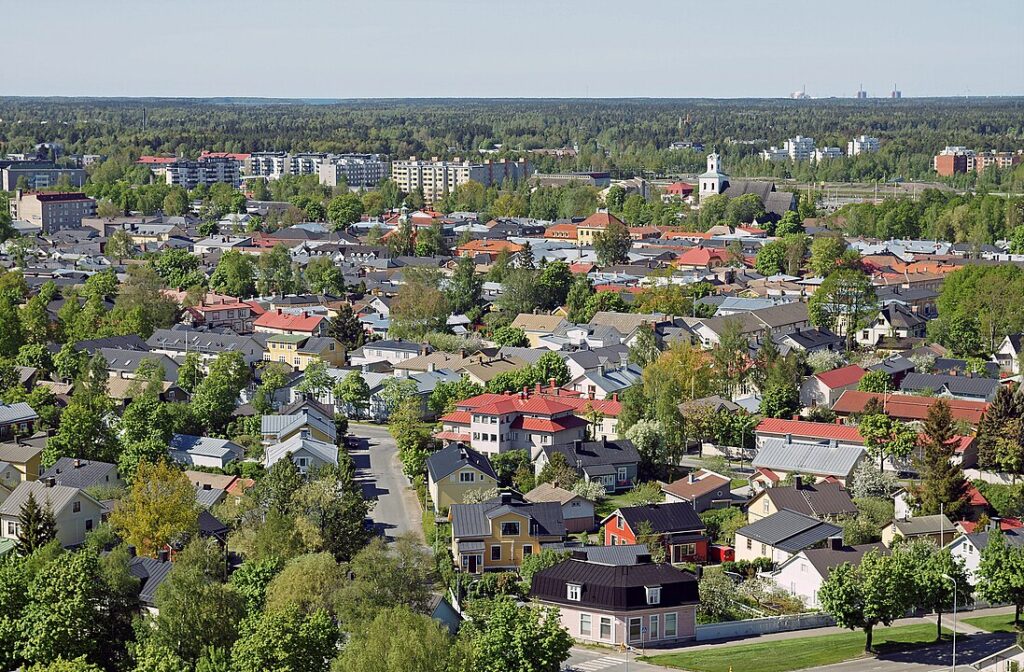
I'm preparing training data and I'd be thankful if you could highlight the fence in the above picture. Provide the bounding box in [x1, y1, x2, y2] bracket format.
[695, 612, 834, 642]
[965, 469, 1018, 486]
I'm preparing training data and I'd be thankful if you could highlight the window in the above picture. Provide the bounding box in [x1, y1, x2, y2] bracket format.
[500, 521, 520, 536]
[762, 499, 769, 513]
[628, 617, 642, 642]
[566, 583, 581, 601]
[85, 519, 93, 532]
[6, 521, 15, 535]
[761, 543, 767, 555]
[746, 538, 752, 550]
[664, 612, 678, 638]
[459, 471, 475, 483]
[617, 467, 628, 482]
[599, 617, 612, 640]
[610, 534, 618, 545]
[522, 545, 533, 557]
[616, 516, 624, 529]
[580, 613, 592, 637]
[800, 563, 808, 573]
[73, 501, 81, 513]
[646, 586, 661, 605]
[649, 614, 659, 640]
[490, 545, 501, 561]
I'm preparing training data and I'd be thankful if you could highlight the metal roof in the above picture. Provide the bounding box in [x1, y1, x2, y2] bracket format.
[753, 439, 866, 478]
[737, 510, 842, 552]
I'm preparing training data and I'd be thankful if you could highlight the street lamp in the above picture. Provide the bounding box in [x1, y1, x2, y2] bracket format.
[941, 573, 957, 672]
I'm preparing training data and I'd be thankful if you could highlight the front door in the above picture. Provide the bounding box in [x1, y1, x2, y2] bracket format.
[467, 554, 478, 573]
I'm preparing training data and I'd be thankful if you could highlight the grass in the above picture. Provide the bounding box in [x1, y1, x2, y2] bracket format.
[595, 491, 635, 518]
[730, 478, 749, 489]
[964, 614, 1022, 633]
[642, 624, 948, 672]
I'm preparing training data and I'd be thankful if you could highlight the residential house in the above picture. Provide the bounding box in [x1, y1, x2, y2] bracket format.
[458, 355, 529, 388]
[752, 419, 868, 486]
[194, 483, 227, 509]
[880, 513, 956, 548]
[263, 432, 339, 474]
[147, 329, 266, 369]
[39, 458, 122, 491]
[129, 554, 174, 614]
[773, 328, 844, 355]
[264, 334, 345, 371]
[535, 438, 639, 493]
[510, 314, 570, 347]
[0, 480, 104, 547]
[348, 339, 424, 367]
[98, 349, 180, 382]
[449, 492, 566, 573]
[692, 303, 810, 349]
[831, 391, 989, 428]
[0, 434, 45, 484]
[745, 477, 857, 523]
[426, 444, 499, 513]
[899, 372, 1002, 403]
[261, 399, 337, 445]
[734, 510, 843, 563]
[661, 470, 732, 513]
[601, 502, 709, 564]
[524, 483, 596, 533]
[567, 363, 643, 401]
[868, 356, 917, 387]
[994, 334, 1022, 375]
[254, 309, 329, 336]
[163, 291, 261, 333]
[856, 303, 927, 347]
[799, 365, 866, 408]
[948, 527, 1024, 584]
[530, 552, 698, 646]
[0, 402, 39, 440]
[769, 541, 889, 608]
[169, 434, 245, 469]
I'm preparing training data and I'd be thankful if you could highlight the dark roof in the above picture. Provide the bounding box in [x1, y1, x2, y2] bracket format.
[801, 542, 889, 578]
[530, 558, 699, 611]
[543, 439, 639, 472]
[900, 373, 1000, 399]
[761, 481, 857, 519]
[450, 495, 566, 538]
[964, 528, 1024, 551]
[426, 444, 497, 482]
[775, 327, 842, 350]
[933, 358, 1000, 379]
[869, 356, 917, 377]
[198, 510, 229, 539]
[879, 302, 926, 329]
[128, 556, 173, 607]
[736, 510, 842, 553]
[607, 502, 705, 535]
[73, 335, 149, 354]
[40, 458, 118, 490]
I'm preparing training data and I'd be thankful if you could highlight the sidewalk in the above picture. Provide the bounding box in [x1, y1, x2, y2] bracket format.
[643, 605, 1015, 654]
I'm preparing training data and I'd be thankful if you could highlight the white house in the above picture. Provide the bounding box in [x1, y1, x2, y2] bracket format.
[169, 434, 245, 469]
[947, 527, 1024, 585]
[0, 480, 104, 548]
[994, 334, 1022, 375]
[769, 541, 888, 608]
[263, 432, 338, 474]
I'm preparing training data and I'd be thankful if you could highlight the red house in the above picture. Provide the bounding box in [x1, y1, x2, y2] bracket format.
[601, 502, 709, 564]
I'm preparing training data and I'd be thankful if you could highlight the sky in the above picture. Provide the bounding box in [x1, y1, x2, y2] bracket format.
[7, 0, 1023, 98]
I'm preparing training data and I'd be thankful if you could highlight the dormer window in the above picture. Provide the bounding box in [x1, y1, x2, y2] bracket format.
[646, 586, 661, 605]
[567, 583, 581, 601]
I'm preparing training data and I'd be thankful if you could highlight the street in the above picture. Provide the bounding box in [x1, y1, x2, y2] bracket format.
[347, 422, 424, 543]
[565, 647, 667, 672]
[813, 631, 1016, 672]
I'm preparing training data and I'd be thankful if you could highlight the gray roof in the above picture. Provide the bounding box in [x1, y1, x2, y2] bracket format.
[962, 528, 1024, 551]
[0, 435, 47, 463]
[753, 439, 866, 478]
[737, 510, 842, 553]
[900, 373, 1000, 399]
[129, 557, 173, 607]
[450, 496, 565, 539]
[0, 480, 98, 517]
[426, 444, 497, 482]
[147, 328, 265, 357]
[761, 482, 858, 519]
[264, 432, 338, 468]
[169, 434, 243, 462]
[0, 402, 39, 425]
[194, 485, 226, 509]
[261, 406, 337, 442]
[543, 439, 639, 473]
[887, 514, 955, 537]
[97, 348, 179, 381]
[40, 458, 119, 490]
[797, 542, 889, 578]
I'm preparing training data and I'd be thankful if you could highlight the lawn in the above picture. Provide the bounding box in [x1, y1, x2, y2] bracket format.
[642, 624, 948, 672]
[595, 491, 635, 518]
[964, 614, 1022, 633]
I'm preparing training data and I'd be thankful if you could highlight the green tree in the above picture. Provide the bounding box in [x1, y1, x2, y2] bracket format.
[335, 537, 434, 625]
[808, 269, 877, 350]
[774, 210, 805, 236]
[537, 261, 574, 309]
[491, 325, 529, 347]
[109, 461, 199, 557]
[916, 400, 967, 517]
[334, 370, 371, 419]
[390, 268, 449, 340]
[446, 256, 483, 317]
[463, 596, 573, 672]
[292, 461, 371, 562]
[327, 304, 366, 350]
[295, 358, 333, 401]
[754, 240, 787, 275]
[564, 276, 594, 323]
[190, 351, 250, 432]
[533, 351, 571, 387]
[153, 248, 205, 290]
[257, 244, 301, 296]
[818, 550, 914, 653]
[229, 557, 284, 615]
[978, 529, 1024, 625]
[593, 217, 631, 266]
[304, 257, 345, 295]
[860, 413, 919, 472]
[628, 323, 660, 368]
[536, 452, 578, 489]
[0, 296, 24, 358]
[428, 376, 483, 417]
[809, 235, 849, 277]
[725, 193, 766, 225]
[699, 194, 729, 229]
[15, 492, 57, 556]
[231, 606, 338, 672]
[209, 250, 257, 297]
[893, 539, 972, 641]
[858, 370, 892, 393]
[335, 606, 472, 672]
[327, 192, 365, 230]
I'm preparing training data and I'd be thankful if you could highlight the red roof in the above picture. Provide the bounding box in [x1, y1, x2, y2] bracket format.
[964, 484, 988, 507]
[439, 411, 472, 425]
[254, 309, 325, 333]
[579, 211, 625, 229]
[433, 431, 471, 442]
[664, 182, 694, 195]
[814, 365, 867, 390]
[136, 156, 178, 165]
[675, 246, 728, 267]
[569, 263, 596, 275]
[959, 518, 1024, 534]
[756, 418, 865, 444]
[832, 391, 989, 425]
[455, 389, 622, 418]
[511, 415, 588, 433]
[545, 223, 579, 239]
[754, 467, 780, 483]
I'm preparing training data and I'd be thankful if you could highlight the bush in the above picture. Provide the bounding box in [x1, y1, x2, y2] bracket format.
[700, 507, 746, 545]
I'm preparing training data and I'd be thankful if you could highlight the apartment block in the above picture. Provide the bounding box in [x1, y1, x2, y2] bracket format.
[391, 157, 531, 203]
[813, 147, 843, 162]
[9, 191, 97, 233]
[0, 160, 86, 191]
[317, 154, 389, 188]
[785, 136, 816, 161]
[933, 146, 975, 176]
[165, 156, 242, 189]
[847, 135, 880, 155]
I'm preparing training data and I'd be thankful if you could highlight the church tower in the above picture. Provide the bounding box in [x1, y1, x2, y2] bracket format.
[698, 152, 729, 202]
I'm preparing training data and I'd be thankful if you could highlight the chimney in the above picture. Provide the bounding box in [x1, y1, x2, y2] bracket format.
[127, 546, 137, 558]
[990, 517, 1001, 531]
[203, 483, 212, 491]
[835, 418, 844, 425]
[612, 392, 619, 402]
[459, 348, 467, 358]
[828, 536, 843, 551]
[793, 474, 803, 490]
[44, 477, 56, 488]
[792, 414, 800, 421]
[535, 382, 542, 394]
[73, 459, 82, 468]
[687, 472, 695, 484]
[549, 378, 557, 392]
[570, 550, 588, 561]
[157, 549, 170, 563]
[500, 491, 513, 505]
[522, 386, 529, 398]
[587, 390, 595, 401]
[597, 364, 605, 377]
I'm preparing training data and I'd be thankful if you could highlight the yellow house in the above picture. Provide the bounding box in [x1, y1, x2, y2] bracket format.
[426, 444, 498, 513]
[449, 492, 566, 573]
[575, 211, 626, 248]
[0, 435, 46, 486]
[265, 335, 345, 371]
[745, 479, 858, 524]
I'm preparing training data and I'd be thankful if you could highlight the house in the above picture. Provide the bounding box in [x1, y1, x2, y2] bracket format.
[601, 502, 709, 564]
[163, 291, 261, 333]
[169, 434, 245, 469]
[509, 314, 570, 347]
[746, 477, 857, 523]
[254, 309, 329, 336]
[265, 334, 345, 371]
[831, 391, 989, 428]
[426, 444, 499, 513]
[994, 334, 1023, 375]
[261, 399, 337, 444]
[0, 402, 39, 440]
[692, 303, 810, 349]
[769, 541, 889, 608]
[129, 554, 174, 614]
[799, 365, 866, 408]
[856, 303, 927, 347]
[773, 328, 844, 355]
[524, 482, 596, 533]
[752, 420, 868, 486]
[98, 349, 180, 382]
[449, 491, 566, 573]
[147, 329, 266, 368]
[661, 470, 732, 513]
[868, 356, 917, 387]
[899, 373, 1002, 403]
[734, 510, 843, 563]
[348, 339, 424, 367]
[263, 432, 339, 474]
[948, 528, 1024, 584]
[880, 513, 956, 548]
[567, 363, 643, 401]
[0, 434, 46, 484]
[194, 483, 227, 509]
[535, 438, 640, 493]
[0, 480, 104, 547]
[529, 552, 698, 646]
[754, 418, 865, 451]
[674, 246, 730, 271]
[39, 458, 122, 491]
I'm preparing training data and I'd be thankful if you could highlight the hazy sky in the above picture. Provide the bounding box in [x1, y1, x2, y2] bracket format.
[9, 0, 1023, 98]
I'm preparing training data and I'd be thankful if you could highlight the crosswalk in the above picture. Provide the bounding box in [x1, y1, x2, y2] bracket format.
[569, 656, 623, 672]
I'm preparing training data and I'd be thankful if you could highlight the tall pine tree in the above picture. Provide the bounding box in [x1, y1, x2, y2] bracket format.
[916, 400, 967, 516]
[977, 384, 1023, 469]
[16, 491, 57, 555]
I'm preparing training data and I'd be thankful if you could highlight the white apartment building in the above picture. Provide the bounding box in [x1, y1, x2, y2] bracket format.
[784, 136, 816, 161]
[813, 147, 843, 162]
[760, 146, 790, 162]
[390, 157, 531, 203]
[165, 157, 241, 189]
[245, 152, 325, 179]
[318, 154, 389, 188]
[847, 135, 880, 155]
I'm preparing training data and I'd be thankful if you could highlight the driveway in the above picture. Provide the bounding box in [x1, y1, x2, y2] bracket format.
[347, 422, 424, 543]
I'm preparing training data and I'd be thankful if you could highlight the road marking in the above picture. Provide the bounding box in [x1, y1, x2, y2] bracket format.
[572, 656, 623, 671]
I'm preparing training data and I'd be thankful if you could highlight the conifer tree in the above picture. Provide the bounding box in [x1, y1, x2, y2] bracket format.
[916, 400, 967, 516]
[16, 491, 57, 555]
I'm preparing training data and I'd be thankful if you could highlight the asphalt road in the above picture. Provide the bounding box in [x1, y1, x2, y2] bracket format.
[813, 631, 1016, 672]
[347, 422, 423, 543]
[564, 647, 666, 672]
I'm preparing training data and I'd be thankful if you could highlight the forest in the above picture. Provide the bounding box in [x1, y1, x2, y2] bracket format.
[1, 97, 1022, 184]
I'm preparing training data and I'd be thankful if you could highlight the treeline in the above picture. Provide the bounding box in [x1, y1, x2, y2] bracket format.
[2, 97, 1022, 183]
